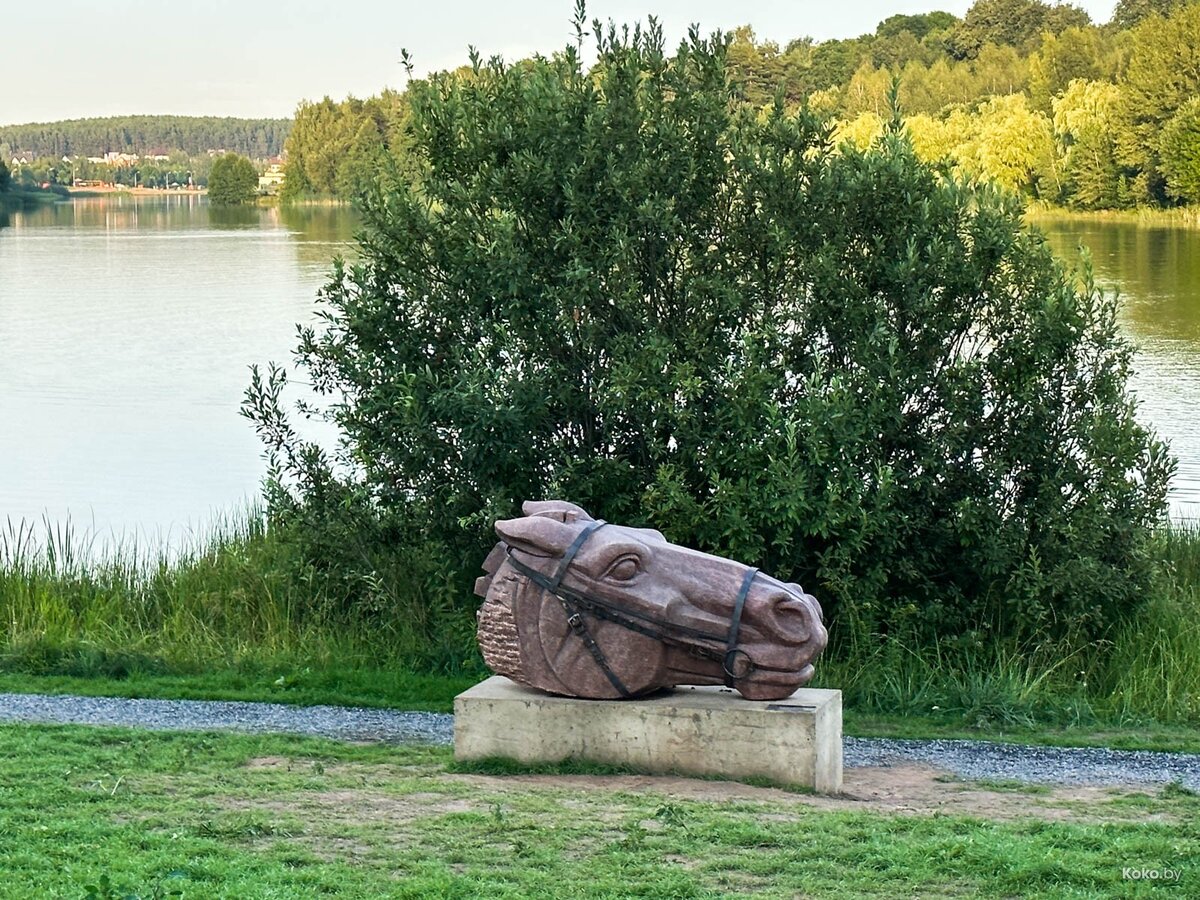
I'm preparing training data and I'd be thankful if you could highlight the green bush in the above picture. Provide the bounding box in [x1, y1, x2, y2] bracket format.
[245, 13, 1172, 665]
[208, 153, 258, 205]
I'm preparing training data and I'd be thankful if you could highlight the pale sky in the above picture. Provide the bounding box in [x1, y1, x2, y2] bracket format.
[0, 1, 1118, 126]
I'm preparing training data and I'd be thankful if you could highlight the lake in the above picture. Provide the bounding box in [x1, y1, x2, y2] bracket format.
[0, 197, 1197, 548]
[0, 196, 351, 547]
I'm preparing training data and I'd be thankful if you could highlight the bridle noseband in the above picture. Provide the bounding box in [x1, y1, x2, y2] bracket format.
[503, 519, 771, 697]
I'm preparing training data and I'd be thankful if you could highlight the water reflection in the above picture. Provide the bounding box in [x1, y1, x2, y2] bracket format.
[1034, 216, 1200, 521]
[0, 196, 355, 545]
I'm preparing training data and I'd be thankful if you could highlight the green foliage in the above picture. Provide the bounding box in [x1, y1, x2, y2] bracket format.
[1110, 0, 1195, 29]
[1027, 26, 1108, 112]
[947, 0, 1092, 59]
[0, 159, 10, 193]
[272, 1, 1200, 212]
[1159, 97, 1200, 203]
[281, 92, 415, 200]
[247, 18, 1171, 660]
[876, 11, 958, 41]
[207, 153, 258, 205]
[1053, 79, 1126, 208]
[0, 511, 484, 689]
[1117, 2, 1200, 199]
[0, 115, 289, 159]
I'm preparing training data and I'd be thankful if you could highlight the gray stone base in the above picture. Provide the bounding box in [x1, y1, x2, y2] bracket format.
[454, 676, 843, 794]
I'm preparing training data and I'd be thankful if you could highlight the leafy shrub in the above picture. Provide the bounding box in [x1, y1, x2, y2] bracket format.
[245, 12, 1172, 665]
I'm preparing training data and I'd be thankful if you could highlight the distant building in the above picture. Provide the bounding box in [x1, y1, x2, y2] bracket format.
[258, 163, 285, 191]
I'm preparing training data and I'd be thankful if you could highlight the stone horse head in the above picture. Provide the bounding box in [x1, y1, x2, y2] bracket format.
[474, 500, 828, 701]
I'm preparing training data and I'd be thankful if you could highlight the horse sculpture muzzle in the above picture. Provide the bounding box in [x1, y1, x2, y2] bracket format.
[473, 500, 828, 700]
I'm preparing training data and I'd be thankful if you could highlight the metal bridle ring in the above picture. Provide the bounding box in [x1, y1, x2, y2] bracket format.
[723, 647, 755, 682]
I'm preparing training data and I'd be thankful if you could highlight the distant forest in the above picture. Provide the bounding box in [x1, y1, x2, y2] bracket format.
[281, 0, 1200, 210]
[0, 116, 292, 160]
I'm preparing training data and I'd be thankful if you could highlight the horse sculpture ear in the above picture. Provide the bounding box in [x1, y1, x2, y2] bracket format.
[521, 500, 594, 523]
[495, 514, 579, 558]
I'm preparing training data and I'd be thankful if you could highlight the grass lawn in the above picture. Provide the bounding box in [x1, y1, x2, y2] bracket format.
[0, 724, 1194, 898]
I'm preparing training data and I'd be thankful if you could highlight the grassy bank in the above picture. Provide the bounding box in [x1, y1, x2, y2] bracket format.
[1025, 202, 1200, 230]
[1, 515, 1198, 744]
[1, 724, 1194, 898]
[0, 514, 481, 711]
[0, 187, 62, 210]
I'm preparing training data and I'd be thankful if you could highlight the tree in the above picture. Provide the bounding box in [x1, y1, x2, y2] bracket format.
[246, 14, 1171, 665]
[0, 159, 10, 193]
[1053, 79, 1124, 207]
[1110, 0, 1194, 29]
[948, 0, 1091, 58]
[1159, 97, 1200, 202]
[876, 11, 958, 41]
[0, 116, 290, 159]
[1028, 26, 1107, 112]
[843, 61, 893, 117]
[906, 109, 973, 163]
[833, 111, 885, 148]
[726, 26, 785, 106]
[958, 94, 1058, 196]
[207, 153, 258, 205]
[1117, 3, 1200, 200]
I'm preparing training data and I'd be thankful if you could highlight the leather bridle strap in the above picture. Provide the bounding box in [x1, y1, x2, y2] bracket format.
[548, 520, 606, 591]
[509, 519, 634, 698]
[723, 567, 758, 688]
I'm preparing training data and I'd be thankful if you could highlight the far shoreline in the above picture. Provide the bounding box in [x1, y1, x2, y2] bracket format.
[66, 186, 206, 197]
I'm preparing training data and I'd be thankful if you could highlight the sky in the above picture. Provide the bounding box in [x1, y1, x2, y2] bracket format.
[0, 1, 1118, 126]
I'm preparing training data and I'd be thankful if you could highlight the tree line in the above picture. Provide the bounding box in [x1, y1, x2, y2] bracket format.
[0, 115, 291, 160]
[279, 0, 1200, 210]
[805, 0, 1200, 207]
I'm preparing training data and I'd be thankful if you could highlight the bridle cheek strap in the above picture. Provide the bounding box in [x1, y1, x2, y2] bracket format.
[724, 567, 758, 688]
[548, 519, 606, 591]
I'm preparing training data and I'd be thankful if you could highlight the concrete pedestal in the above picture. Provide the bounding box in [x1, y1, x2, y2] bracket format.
[454, 676, 842, 794]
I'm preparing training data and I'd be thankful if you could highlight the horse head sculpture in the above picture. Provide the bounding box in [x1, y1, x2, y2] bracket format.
[474, 500, 828, 701]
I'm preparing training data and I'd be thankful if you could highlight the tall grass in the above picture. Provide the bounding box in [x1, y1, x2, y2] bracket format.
[0, 512, 434, 680]
[814, 523, 1200, 728]
[1103, 523, 1200, 723]
[1025, 202, 1200, 230]
[1, 512, 1197, 727]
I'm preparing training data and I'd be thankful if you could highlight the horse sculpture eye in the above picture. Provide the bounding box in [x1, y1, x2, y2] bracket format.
[606, 556, 640, 581]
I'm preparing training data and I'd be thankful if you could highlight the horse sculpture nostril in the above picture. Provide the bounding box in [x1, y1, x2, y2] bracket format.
[784, 582, 823, 625]
[764, 594, 811, 644]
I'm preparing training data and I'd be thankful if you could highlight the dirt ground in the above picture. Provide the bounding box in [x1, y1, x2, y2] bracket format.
[236, 757, 1171, 826]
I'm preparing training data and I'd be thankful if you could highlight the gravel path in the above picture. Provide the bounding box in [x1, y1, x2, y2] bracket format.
[3, 692, 1198, 790]
[843, 736, 1200, 791]
[0, 693, 454, 745]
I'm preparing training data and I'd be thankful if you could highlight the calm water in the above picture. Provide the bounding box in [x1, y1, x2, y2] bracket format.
[1035, 216, 1200, 521]
[0, 198, 1198, 545]
[0, 196, 351, 545]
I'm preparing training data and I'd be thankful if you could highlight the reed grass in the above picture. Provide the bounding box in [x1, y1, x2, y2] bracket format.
[1025, 202, 1200, 230]
[0, 512, 467, 691]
